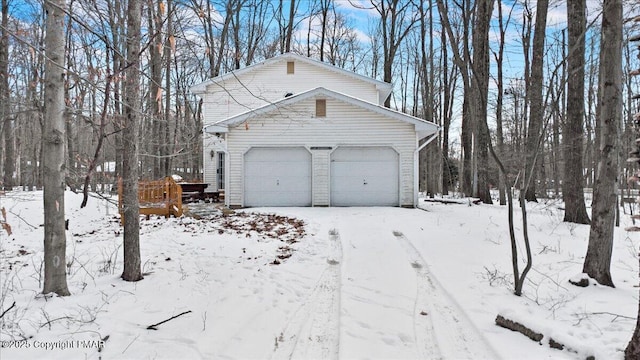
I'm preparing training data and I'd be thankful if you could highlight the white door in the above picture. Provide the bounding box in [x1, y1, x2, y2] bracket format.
[216, 152, 225, 190]
[331, 147, 399, 206]
[244, 147, 312, 206]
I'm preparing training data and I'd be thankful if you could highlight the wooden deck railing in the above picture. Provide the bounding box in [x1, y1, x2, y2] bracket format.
[118, 177, 183, 221]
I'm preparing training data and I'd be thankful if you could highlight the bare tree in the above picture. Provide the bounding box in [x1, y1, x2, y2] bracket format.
[582, 0, 623, 288]
[440, 23, 458, 195]
[121, 0, 142, 282]
[436, 0, 473, 196]
[243, 0, 270, 66]
[284, 0, 296, 53]
[357, 0, 418, 107]
[625, 14, 640, 360]
[1, 0, 13, 191]
[471, 0, 495, 204]
[493, 0, 515, 205]
[523, 0, 549, 202]
[563, 0, 591, 224]
[42, 0, 70, 296]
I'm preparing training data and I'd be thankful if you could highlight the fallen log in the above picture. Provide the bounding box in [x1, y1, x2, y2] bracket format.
[147, 310, 192, 330]
[422, 198, 482, 206]
[495, 315, 543, 342]
[495, 314, 595, 360]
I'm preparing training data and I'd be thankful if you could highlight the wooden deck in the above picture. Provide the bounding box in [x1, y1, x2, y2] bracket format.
[118, 177, 183, 221]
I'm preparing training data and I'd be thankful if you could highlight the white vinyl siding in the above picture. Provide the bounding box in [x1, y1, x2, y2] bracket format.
[312, 149, 331, 206]
[226, 97, 416, 207]
[203, 133, 227, 192]
[201, 60, 380, 125]
[202, 134, 217, 191]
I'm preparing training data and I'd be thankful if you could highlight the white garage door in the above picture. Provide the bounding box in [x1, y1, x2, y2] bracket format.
[244, 147, 311, 207]
[331, 147, 399, 206]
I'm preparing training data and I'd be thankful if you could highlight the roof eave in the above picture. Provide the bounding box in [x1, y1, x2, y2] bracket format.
[203, 124, 229, 134]
[209, 87, 439, 135]
[378, 83, 393, 104]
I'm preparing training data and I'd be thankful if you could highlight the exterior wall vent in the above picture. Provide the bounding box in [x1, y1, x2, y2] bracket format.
[287, 61, 295, 74]
[316, 99, 326, 117]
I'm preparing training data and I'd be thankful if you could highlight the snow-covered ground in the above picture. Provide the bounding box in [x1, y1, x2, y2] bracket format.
[0, 190, 638, 359]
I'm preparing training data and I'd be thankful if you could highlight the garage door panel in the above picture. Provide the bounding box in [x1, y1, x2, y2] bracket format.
[332, 149, 398, 162]
[244, 147, 311, 207]
[331, 147, 399, 206]
[333, 162, 396, 178]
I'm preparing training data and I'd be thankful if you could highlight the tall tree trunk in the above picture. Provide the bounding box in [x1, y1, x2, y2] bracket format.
[563, 0, 590, 224]
[625, 21, 640, 360]
[42, 0, 70, 296]
[523, 0, 548, 202]
[284, 0, 295, 53]
[1, 0, 14, 191]
[163, 0, 173, 176]
[318, 0, 329, 61]
[436, 0, 472, 196]
[214, 1, 233, 76]
[63, 7, 75, 190]
[121, 0, 143, 282]
[441, 25, 451, 195]
[471, 0, 494, 204]
[494, 0, 507, 205]
[582, 0, 622, 288]
[107, 0, 124, 183]
[585, 36, 598, 187]
[148, 1, 162, 178]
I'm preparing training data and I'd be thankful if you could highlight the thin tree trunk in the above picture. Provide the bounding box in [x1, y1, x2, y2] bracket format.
[42, 0, 70, 296]
[494, 0, 509, 205]
[563, 0, 590, 224]
[121, 0, 143, 282]
[441, 25, 451, 195]
[148, 1, 162, 178]
[585, 36, 597, 187]
[524, 0, 549, 202]
[81, 74, 111, 208]
[436, 0, 472, 196]
[1, 0, 14, 191]
[163, 0, 172, 176]
[582, 0, 622, 288]
[63, 6, 75, 190]
[284, 0, 295, 53]
[318, 0, 329, 61]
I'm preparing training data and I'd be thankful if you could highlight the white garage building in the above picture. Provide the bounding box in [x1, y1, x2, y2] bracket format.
[191, 53, 438, 208]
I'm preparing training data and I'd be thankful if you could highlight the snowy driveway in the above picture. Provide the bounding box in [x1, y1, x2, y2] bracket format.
[270, 208, 499, 360]
[8, 192, 635, 360]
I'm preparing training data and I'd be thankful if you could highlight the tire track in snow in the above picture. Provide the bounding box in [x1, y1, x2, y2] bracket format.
[392, 230, 442, 360]
[393, 230, 499, 360]
[271, 228, 342, 360]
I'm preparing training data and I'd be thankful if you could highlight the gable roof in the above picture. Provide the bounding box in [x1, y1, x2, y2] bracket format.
[203, 87, 438, 140]
[190, 53, 393, 104]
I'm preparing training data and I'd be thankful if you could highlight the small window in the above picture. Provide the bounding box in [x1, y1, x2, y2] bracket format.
[287, 61, 295, 74]
[316, 99, 326, 117]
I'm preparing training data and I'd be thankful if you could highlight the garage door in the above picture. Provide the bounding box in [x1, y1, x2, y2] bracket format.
[331, 147, 399, 206]
[244, 147, 311, 206]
